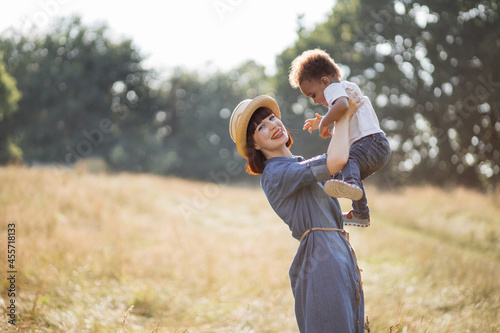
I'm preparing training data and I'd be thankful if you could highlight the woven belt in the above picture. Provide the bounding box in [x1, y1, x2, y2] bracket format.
[299, 227, 348, 242]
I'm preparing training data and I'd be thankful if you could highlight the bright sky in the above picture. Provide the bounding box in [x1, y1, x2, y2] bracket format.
[0, 0, 335, 75]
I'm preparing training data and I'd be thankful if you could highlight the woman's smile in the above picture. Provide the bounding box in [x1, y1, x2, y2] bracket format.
[271, 128, 285, 140]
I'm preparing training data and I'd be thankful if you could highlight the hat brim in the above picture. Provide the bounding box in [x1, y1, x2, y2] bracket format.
[230, 95, 280, 159]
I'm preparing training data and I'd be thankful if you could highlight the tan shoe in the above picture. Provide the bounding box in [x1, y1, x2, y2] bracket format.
[324, 179, 363, 200]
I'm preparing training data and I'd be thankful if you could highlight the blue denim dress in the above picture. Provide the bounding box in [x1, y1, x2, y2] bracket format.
[261, 155, 365, 333]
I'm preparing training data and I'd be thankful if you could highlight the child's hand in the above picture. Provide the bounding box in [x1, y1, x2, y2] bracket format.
[319, 119, 332, 139]
[303, 113, 323, 133]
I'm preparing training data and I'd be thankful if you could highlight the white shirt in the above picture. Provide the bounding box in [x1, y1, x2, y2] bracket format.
[323, 81, 383, 146]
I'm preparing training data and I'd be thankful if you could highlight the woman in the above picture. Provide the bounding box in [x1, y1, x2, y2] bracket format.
[229, 90, 365, 332]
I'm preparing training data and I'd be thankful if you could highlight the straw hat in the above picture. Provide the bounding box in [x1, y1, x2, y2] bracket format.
[229, 95, 281, 159]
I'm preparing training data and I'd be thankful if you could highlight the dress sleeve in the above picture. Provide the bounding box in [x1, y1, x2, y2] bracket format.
[262, 155, 331, 198]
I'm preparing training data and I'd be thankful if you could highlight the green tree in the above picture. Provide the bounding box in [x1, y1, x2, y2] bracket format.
[274, 0, 500, 189]
[0, 16, 160, 168]
[1, 16, 273, 180]
[145, 61, 272, 180]
[0, 52, 21, 163]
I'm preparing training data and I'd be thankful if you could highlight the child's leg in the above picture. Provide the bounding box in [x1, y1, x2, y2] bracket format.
[343, 133, 391, 219]
[341, 153, 370, 219]
[357, 133, 391, 180]
[351, 181, 369, 219]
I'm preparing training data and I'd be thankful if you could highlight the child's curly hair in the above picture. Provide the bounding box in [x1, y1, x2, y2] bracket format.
[288, 49, 342, 88]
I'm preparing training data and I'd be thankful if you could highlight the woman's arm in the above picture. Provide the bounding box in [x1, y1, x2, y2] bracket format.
[325, 89, 363, 175]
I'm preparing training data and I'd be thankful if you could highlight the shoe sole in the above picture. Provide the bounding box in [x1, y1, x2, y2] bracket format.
[324, 180, 363, 201]
[344, 221, 371, 228]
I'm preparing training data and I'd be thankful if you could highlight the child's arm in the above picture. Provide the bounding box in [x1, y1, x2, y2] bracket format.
[318, 96, 349, 139]
[325, 91, 363, 175]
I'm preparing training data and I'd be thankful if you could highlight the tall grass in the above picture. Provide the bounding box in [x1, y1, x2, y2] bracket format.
[350, 186, 500, 333]
[0, 166, 499, 332]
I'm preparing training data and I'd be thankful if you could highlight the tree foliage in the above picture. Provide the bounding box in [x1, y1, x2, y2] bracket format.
[0, 52, 21, 163]
[1, 2, 499, 189]
[274, 0, 500, 189]
[0, 17, 161, 168]
[0, 17, 271, 180]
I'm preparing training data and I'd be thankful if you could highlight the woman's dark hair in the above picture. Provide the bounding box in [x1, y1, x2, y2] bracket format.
[245, 107, 293, 175]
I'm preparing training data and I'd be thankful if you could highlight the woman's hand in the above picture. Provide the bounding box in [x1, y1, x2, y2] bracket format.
[344, 88, 364, 118]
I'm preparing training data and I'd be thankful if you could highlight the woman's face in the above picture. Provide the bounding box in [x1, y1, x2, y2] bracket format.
[252, 113, 289, 155]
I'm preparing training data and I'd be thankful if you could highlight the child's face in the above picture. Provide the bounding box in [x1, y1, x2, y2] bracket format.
[299, 78, 329, 107]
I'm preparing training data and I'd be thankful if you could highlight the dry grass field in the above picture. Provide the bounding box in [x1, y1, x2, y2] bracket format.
[1, 166, 499, 332]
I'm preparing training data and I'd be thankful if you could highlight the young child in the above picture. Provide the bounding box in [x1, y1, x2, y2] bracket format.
[289, 49, 391, 227]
